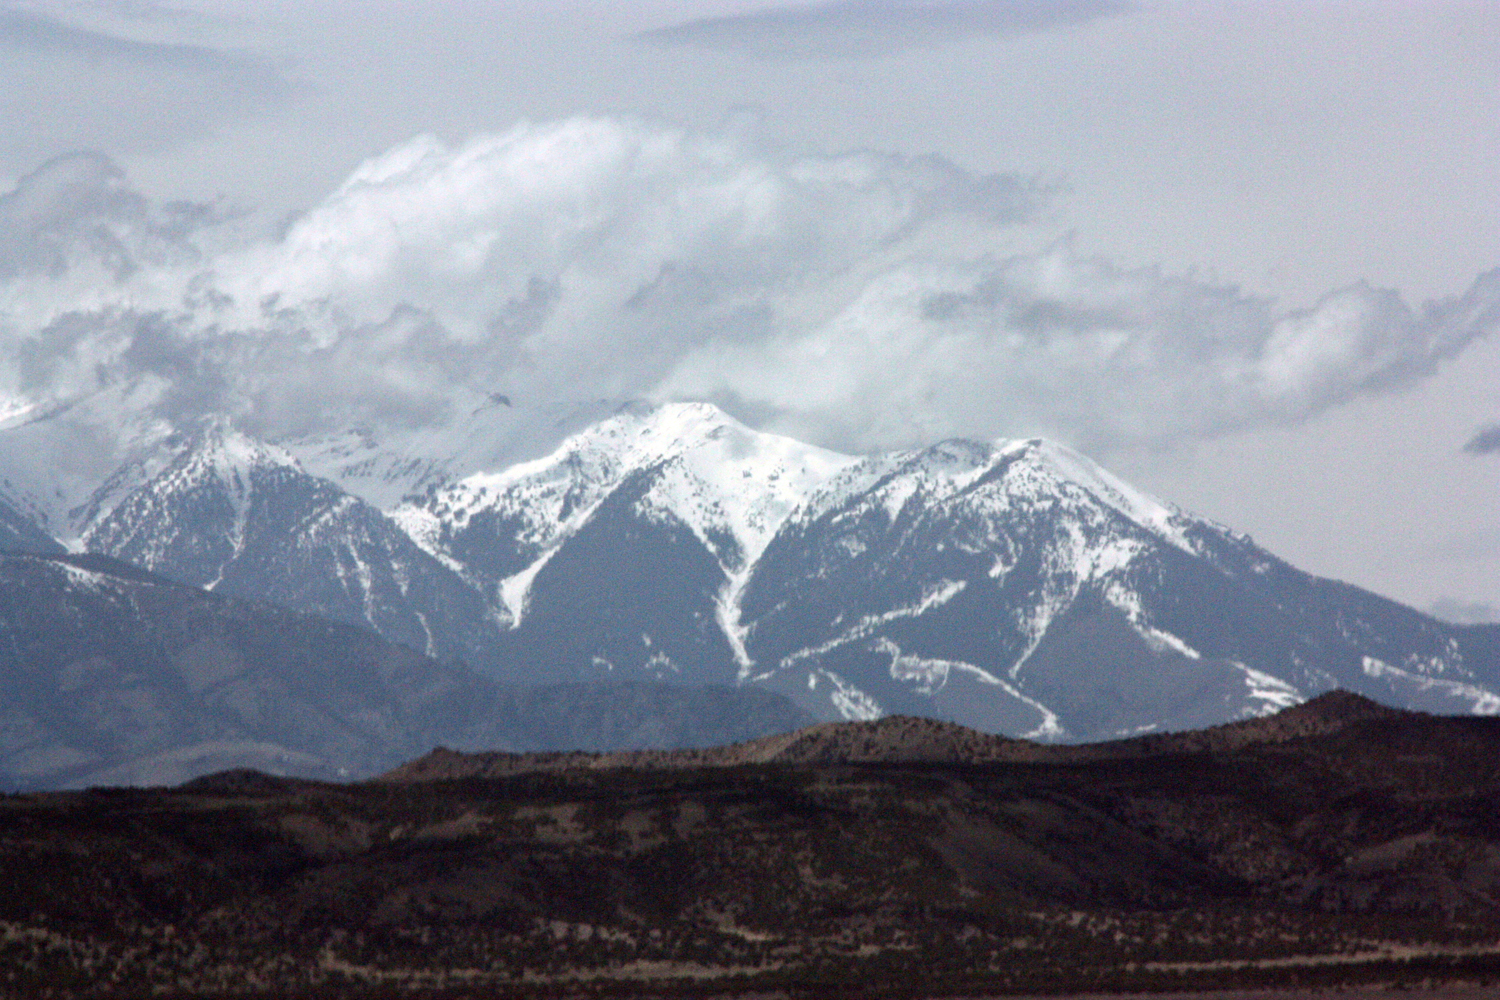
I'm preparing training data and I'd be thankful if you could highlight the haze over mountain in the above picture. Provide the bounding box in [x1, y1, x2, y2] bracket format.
[0, 549, 815, 791]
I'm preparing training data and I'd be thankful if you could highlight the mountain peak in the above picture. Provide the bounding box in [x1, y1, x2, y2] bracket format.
[403, 399, 858, 581]
[182, 417, 299, 475]
[560, 399, 831, 467]
[1022, 439, 1193, 551]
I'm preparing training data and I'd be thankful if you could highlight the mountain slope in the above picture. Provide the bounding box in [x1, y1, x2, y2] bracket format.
[393, 402, 851, 616]
[392, 401, 854, 681]
[0, 550, 483, 788]
[0, 551, 815, 789]
[0, 489, 62, 554]
[80, 420, 508, 669]
[726, 435, 1498, 736]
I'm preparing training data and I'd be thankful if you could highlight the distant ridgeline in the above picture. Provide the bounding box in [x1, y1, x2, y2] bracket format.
[1, 401, 1497, 789]
[0, 551, 814, 790]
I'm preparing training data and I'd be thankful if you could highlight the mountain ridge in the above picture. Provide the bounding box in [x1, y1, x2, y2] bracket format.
[3, 399, 1497, 743]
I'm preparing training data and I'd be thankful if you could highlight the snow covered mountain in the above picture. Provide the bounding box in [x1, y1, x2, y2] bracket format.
[390, 401, 855, 684]
[6, 400, 1497, 741]
[733, 436, 1500, 737]
[384, 403, 1500, 737]
[79, 419, 508, 669]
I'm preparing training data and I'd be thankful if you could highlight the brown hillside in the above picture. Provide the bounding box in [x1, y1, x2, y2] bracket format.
[380, 690, 1412, 782]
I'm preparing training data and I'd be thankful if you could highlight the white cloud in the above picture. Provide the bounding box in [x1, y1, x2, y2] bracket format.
[0, 150, 207, 281]
[0, 115, 1495, 466]
[1, 117, 1044, 439]
[662, 245, 1500, 454]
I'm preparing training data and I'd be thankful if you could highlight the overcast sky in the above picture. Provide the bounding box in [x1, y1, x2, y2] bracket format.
[0, 0, 1496, 619]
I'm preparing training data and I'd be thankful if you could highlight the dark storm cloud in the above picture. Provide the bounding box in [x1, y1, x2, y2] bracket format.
[1463, 423, 1500, 457]
[636, 0, 1130, 60]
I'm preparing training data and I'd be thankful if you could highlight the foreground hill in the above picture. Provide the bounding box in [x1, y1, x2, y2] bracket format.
[3, 693, 1499, 997]
[380, 688, 1410, 779]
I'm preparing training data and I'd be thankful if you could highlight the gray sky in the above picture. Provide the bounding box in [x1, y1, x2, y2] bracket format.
[0, 0, 1496, 618]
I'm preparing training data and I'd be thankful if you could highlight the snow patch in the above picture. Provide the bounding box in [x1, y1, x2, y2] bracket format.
[644, 651, 678, 677]
[1363, 656, 1500, 715]
[815, 669, 883, 721]
[1078, 536, 1143, 580]
[1400, 651, 1461, 678]
[413, 612, 436, 657]
[387, 506, 467, 575]
[717, 567, 756, 678]
[409, 401, 857, 582]
[497, 550, 553, 628]
[0, 396, 34, 426]
[876, 475, 921, 524]
[1006, 590, 1071, 680]
[1138, 625, 1200, 660]
[779, 631, 861, 673]
[857, 579, 966, 630]
[877, 637, 952, 695]
[1103, 581, 1201, 660]
[1234, 662, 1303, 713]
[837, 534, 866, 557]
[1007, 685, 1065, 741]
[877, 635, 1063, 739]
[1033, 440, 1194, 553]
[203, 464, 251, 591]
[1114, 722, 1161, 737]
[54, 561, 112, 593]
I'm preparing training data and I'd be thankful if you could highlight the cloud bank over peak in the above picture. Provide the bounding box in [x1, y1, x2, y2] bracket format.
[662, 249, 1499, 454]
[223, 120, 1039, 344]
[0, 115, 1495, 472]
